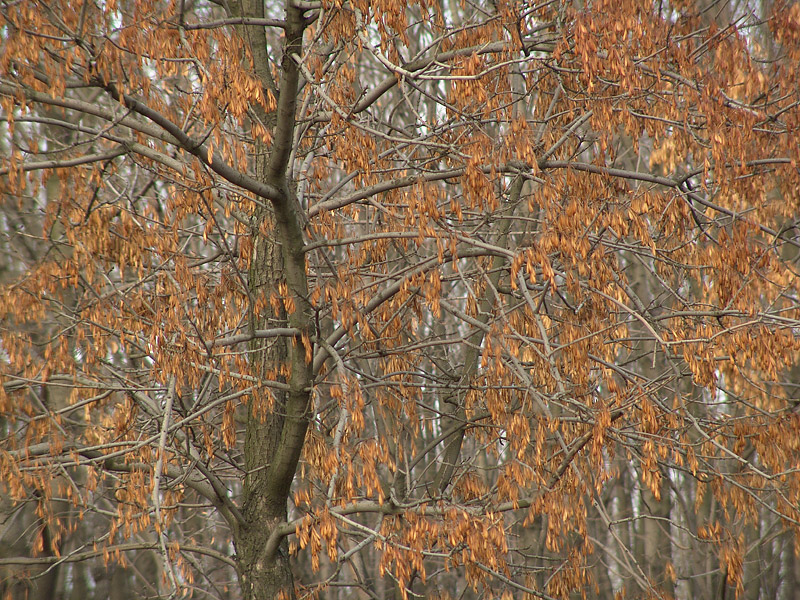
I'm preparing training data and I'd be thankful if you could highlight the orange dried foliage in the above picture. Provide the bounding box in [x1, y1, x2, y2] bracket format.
[2, 0, 800, 598]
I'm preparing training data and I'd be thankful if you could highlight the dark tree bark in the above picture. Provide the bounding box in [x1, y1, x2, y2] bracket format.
[229, 3, 312, 598]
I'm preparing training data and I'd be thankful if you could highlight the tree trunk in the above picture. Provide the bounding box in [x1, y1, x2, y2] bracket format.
[639, 482, 673, 596]
[239, 203, 295, 600]
[227, 3, 311, 598]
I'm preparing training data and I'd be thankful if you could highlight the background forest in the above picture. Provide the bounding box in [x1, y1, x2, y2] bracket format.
[1, 0, 800, 598]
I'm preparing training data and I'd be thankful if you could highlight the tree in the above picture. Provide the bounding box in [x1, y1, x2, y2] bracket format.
[1, 0, 799, 598]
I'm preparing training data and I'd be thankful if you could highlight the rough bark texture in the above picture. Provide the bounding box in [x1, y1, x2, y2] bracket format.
[240, 201, 294, 599]
[231, 3, 310, 599]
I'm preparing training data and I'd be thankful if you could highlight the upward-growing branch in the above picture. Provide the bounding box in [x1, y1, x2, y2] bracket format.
[255, 3, 311, 516]
[266, 8, 303, 185]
